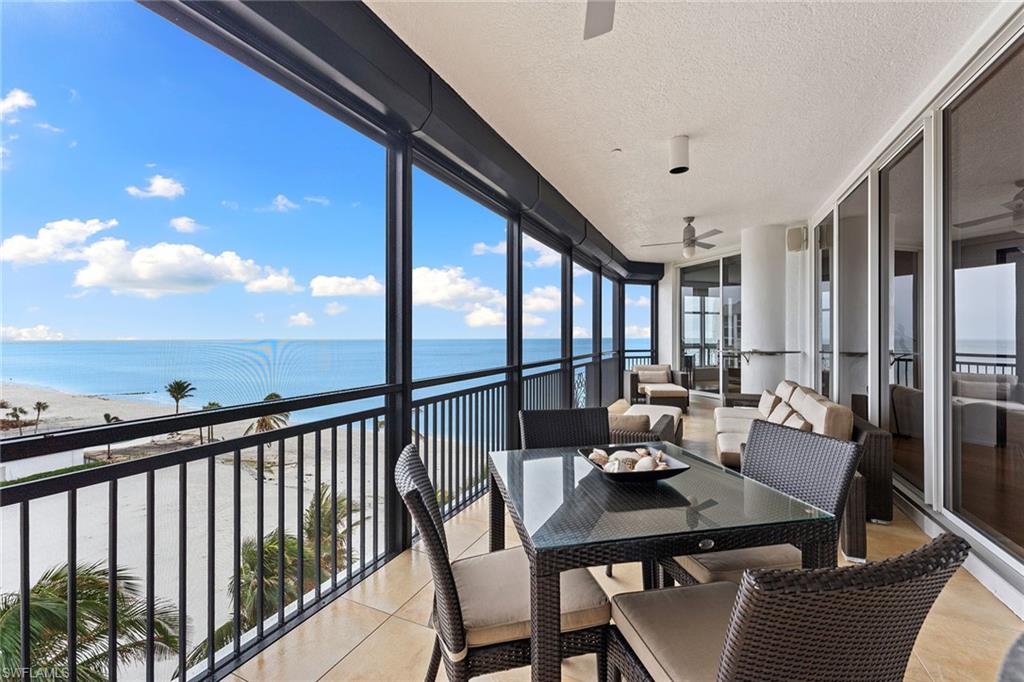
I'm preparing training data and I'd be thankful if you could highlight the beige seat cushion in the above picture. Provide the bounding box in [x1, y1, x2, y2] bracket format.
[758, 389, 781, 417]
[715, 416, 754, 435]
[609, 413, 651, 433]
[788, 386, 819, 415]
[716, 432, 744, 468]
[774, 379, 800, 403]
[672, 544, 802, 584]
[611, 582, 738, 682]
[783, 413, 812, 432]
[451, 547, 610, 647]
[607, 399, 631, 416]
[801, 397, 854, 440]
[637, 369, 671, 384]
[713, 406, 760, 421]
[642, 383, 688, 397]
[634, 364, 671, 373]
[626, 404, 682, 429]
[766, 401, 794, 424]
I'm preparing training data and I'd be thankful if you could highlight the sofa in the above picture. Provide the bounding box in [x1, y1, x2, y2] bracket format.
[608, 399, 684, 445]
[624, 364, 690, 413]
[714, 380, 893, 523]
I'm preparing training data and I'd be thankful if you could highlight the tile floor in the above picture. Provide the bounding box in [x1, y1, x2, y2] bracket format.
[233, 398, 1023, 682]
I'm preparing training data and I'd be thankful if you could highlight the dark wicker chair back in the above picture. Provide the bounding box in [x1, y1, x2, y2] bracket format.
[718, 532, 970, 681]
[741, 420, 860, 518]
[519, 407, 610, 448]
[395, 444, 466, 658]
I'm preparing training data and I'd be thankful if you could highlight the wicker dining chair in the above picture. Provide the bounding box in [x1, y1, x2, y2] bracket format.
[660, 419, 860, 586]
[609, 532, 970, 682]
[395, 444, 610, 682]
[519, 407, 611, 448]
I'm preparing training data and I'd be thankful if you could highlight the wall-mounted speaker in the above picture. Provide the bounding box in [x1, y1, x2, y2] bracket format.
[786, 225, 807, 252]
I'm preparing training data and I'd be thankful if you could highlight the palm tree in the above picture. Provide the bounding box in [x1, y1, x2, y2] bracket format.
[202, 402, 222, 443]
[244, 393, 290, 435]
[0, 562, 178, 682]
[185, 485, 357, 668]
[164, 380, 195, 414]
[103, 413, 121, 459]
[6, 406, 28, 436]
[32, 401, 49, 433]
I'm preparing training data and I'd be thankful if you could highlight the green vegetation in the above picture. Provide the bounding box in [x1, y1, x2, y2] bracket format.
[164, 380, 196, 415]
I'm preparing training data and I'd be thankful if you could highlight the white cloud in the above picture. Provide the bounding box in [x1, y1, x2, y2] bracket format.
[465, 304, 505, 327]
[304, 195, 330, 206]
[169, 216, 201, 233]
[572, 325, 592, 339]
[0, 218, 118, 263]
[288, 312, 314, 327]
[68, 140, 78, 149]
[34, 122, 64, 133]
[0, 89, 35, 120]
[125, 174, 185, 199]
[625, 325, 651, 338]
[144, 162, 157, 168]
[573, 262, 591, 278]
[309, 274, 384, 297]
[254, 312, 265, 323]
[67, 88, 79, 103]
[472, 240, 506, 256]
[221, 200, 239, 210]
[324, 301, 348, 316]
[626, 295, 650, 307]
[524, 235, 561, 268]
[72, 240, 268, 298]
[523, 285, 561, 313]
[266, 194, 299, 212]
[245, 267, 302, 293]
[2, 324, 64, 341]
[351, 201, 361, 208]
[523, 313, 547, 327]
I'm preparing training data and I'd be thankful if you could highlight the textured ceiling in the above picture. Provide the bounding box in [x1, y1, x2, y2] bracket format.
[366, 1, 1002, 262]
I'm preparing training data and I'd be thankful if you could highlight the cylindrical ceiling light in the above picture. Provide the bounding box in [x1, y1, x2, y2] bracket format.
[669, 135, 690, 174]
[682, 243, 696, 259]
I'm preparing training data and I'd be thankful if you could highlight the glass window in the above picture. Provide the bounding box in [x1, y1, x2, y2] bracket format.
[722, 255, 742, 395]
[572, 261, 596, 407]
[881, 136, 924, 491]
[624, 284, 652, 349]
[601, 275, 614, 352]
[412, 166, 507, 379]
[0, 1, 386, 430]
[838, 180, 870, 417]
[521, 231, 564, 364]
[815, 213, 834, 397]
[944, 36, 1024, 561]
[680, 261, 720, 393]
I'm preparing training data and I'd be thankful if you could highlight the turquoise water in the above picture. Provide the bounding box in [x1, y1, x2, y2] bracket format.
[2, 338, 650, 419]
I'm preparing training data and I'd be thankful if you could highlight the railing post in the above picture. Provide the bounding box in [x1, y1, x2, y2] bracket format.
[385, 135, 413, 555]
[507, 214, 523, 449]
[651, 283, 660, 364]
[561, 252, 574, 408]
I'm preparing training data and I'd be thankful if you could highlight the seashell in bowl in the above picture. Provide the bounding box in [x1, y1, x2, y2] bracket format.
[610, 450, 640, 464]
[634, 447, 650, 457]
[656, 462, 669, 470]
[588, 450, 609, 466]
[633, 456, 657, 472]
[603, 459, 633, 473]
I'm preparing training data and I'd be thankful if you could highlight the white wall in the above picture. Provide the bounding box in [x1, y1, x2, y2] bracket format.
[657, 265, 677, 366]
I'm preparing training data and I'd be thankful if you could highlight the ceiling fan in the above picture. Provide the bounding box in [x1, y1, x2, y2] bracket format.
[641, 217, 722, 258]
[583, 0, 615, 40]
[952, 179, 1024, 231]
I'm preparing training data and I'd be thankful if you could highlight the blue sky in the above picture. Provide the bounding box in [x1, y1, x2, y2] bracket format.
[1, 1, 646, 344]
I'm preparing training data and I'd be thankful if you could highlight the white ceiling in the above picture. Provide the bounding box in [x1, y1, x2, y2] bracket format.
[367, 1, 1002, 262]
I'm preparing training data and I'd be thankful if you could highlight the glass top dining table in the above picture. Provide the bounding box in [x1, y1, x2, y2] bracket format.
[486, 441, 838, 682]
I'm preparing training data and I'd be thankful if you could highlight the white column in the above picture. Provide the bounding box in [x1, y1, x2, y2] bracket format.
[741, 225, 789, 392]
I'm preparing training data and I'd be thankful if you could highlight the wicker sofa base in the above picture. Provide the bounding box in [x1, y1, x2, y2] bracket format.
[648, 393, 690, 414]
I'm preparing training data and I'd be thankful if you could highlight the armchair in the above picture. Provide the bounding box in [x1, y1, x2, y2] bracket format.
[624, 364, 690, 413]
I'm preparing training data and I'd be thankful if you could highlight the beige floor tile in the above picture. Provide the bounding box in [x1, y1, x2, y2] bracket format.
[913, 611, 1020, 681]
[904, 653, 934, 681]
[394, 581, 435, 627]
[321, 616, 438, 681]
[237, 598, 388, 681]
[344, 548, 434, 614]
[930, 569, 1024, 633]
[588, 561, 644, 598]
[414, 512, 489, 557]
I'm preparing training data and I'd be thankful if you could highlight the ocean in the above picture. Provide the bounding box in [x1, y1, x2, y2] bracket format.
[1, 338, 648, 420]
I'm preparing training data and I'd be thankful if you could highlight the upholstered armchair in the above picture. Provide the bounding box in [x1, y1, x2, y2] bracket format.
[623, 364, 690, 413]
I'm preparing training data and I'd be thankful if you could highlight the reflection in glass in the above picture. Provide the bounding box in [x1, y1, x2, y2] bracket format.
[945, 36, 1023, 560]
[602, 276, 614, 352]
[838, 179, 869, 417]
[722, 255, 742, 394]
[680, 261, 721, 393]
[815, 214, 834, 397]
[521, 231, 564, 365]
[881, 136, 925, 491]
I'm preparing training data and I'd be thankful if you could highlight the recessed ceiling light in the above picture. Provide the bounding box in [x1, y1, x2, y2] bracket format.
[611, 147, 622, 153]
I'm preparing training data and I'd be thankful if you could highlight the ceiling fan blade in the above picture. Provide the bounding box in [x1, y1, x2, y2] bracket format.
[953, 212, 1014, 229]
[583, 0, 615, 40]
[693, 229, 722, 241]
[640, 240, 686, 247]
[696, 241, 717, 250]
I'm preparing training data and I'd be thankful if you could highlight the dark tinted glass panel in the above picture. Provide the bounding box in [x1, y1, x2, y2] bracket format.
[680, 261, 720, 393]
[838, 179, 869, 418]
[815, 214, 834, 396]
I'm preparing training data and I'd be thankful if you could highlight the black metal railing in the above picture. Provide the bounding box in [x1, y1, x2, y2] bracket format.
[411, 379, 506, 522]
[1, 389, 391, 682]
[890, 352, 1017, 387]
[522, 366, 563, 411]
[623, 350, 654, 370]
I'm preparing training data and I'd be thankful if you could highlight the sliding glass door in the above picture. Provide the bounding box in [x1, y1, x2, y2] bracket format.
[838, 180, 870, 418]
[881, 135, 925, 492]
[680, 261, 721, 393]
[815, 214, 834, 397]
[722, 255, 742, 395]
[944, 36, 1024, 561]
